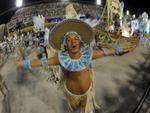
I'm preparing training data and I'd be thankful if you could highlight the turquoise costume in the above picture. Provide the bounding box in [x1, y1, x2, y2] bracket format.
[58, 47, 93, 72]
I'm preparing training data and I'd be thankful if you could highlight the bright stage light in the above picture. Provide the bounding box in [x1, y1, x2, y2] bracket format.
[16, 0, 23, 7]
[96, 0, 101, 5]
[126, 10, 129, 15]
[133, 14, 136, 19]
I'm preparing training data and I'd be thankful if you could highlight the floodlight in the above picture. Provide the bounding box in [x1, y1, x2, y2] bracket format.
[16, 0, 23, 7]
[126, 10, 129, 15]
[133, 14, 135, 19]
[96, 0, 101, 5]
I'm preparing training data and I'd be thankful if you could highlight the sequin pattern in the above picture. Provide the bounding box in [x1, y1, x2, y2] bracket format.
[58, 48, 93, 71]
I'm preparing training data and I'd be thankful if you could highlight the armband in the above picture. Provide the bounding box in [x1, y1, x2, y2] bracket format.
[41, 56, 48, 66]
[102, 48, 110, 56]
[22, 60, 31, 69]
[112, 44, 123, 55]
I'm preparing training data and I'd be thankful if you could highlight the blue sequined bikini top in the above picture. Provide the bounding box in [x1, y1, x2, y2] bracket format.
[58, 47, 93, 72]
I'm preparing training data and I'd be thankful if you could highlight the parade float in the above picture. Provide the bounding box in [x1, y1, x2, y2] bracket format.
[93, 0, 139, 53]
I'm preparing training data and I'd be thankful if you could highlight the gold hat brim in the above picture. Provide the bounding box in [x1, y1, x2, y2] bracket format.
[49, 19, 94, 50]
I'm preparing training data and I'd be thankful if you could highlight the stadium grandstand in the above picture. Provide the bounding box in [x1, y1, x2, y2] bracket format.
[6, 1, 104, 35]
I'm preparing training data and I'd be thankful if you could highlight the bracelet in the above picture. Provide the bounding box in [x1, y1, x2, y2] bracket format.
[41, 56, 48, 66]
[102, 48, 110, 56]
[22, 60, 31, 69]
[112, 44, 123, 55]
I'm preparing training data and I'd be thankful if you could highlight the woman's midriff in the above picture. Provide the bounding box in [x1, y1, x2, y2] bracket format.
[64, 68, 92, 95]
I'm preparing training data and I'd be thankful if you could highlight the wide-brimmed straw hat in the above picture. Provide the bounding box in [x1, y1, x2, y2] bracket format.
[49, 19, 94, 50]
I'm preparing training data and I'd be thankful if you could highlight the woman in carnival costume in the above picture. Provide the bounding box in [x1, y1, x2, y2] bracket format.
[17, 19, 124, 113]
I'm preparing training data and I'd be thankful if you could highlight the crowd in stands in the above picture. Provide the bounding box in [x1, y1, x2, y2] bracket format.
[7, 2, 103, 33]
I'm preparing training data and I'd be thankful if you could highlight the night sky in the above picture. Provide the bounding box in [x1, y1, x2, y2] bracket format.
[122, 0, 150, 16]
[0, 0, 149, 24]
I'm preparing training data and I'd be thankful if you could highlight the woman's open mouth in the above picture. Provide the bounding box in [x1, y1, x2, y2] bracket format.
[72, 45, 77, 48]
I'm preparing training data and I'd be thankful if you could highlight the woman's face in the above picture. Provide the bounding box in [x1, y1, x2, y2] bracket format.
[65, 34, 81, 54]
